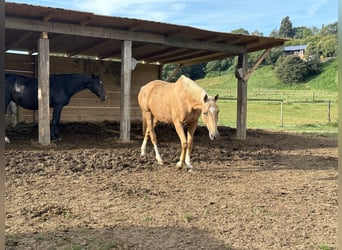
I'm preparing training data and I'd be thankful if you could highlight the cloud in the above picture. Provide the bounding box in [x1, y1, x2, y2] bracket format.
[305, 0, 329, 16]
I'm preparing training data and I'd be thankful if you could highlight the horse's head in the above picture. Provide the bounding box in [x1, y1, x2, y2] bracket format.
[201, 94, 219, 140]
[88, 74, 107, 101]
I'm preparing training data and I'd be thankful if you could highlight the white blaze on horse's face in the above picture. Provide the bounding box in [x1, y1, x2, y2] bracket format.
[201, 94, 219, 140]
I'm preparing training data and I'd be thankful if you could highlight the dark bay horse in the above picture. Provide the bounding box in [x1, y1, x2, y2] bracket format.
[138, 75, 219, 171]
[5, 73, 107, 141]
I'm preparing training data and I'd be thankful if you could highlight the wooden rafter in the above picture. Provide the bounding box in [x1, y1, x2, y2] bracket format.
[67, 39, 111, 57]
[6, 17, 246, 54]
[243, 47, 272, 81]
[6, 31, 33, 51]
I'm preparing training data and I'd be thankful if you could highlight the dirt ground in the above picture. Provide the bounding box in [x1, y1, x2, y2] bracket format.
[5, 121, 338, 249]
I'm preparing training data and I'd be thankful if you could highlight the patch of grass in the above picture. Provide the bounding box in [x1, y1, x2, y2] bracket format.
[197, 59, 338, 134]
[318, 244, 333, 250]
[181, 214, 193, 223]
[34, 235, 46, 241]
[142, 216, 153, 222]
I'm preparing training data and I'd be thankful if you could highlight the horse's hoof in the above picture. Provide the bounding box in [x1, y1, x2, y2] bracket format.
[176, 162, 183, 170]
[185, 162, 194, 172]
[187, 168, 194, 173]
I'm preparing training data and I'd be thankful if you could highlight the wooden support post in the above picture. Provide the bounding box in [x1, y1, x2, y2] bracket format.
[243, 47, 271, 82]
[38, 32, 50, 145]
[0, 1, 5, 246]
[235, 52, 248, 140]
[120, 40, 132, 142]
[338, 4, 342, 247]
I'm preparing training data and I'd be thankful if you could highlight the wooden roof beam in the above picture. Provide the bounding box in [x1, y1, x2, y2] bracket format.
[42, 11, 54, 21]
[6, 31, 33, 51]
[68, 39, 112, 57]
[6, 16, 246, 54]
[172, 52, 233, 65]
[139, 47, 188, 62]
[161, 50, 215, 64]
[99, 43, 144, 59]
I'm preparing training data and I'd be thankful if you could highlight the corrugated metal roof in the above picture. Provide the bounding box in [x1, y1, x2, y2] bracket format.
[5, 2, 286, 65]
[284, 45, 307, 51]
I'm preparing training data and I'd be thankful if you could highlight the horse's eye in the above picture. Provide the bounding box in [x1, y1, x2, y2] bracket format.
[203, 112, 208, 115]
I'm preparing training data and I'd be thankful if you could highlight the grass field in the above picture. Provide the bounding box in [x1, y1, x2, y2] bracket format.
[197, 59, 338, 135]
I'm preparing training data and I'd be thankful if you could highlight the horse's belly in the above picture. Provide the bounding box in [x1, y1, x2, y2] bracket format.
[14, 96, 38, 110]
[153, 112, 173, 123]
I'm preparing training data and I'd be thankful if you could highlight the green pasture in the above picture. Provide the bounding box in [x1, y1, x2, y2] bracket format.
[197, 60, 338, 135]
[215, 99, 337, 134]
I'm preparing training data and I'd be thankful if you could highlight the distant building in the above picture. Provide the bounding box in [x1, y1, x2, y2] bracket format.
[283, 45, 307, 59]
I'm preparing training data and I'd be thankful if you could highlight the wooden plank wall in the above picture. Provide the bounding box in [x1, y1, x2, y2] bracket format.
[5, 53, 160, 123]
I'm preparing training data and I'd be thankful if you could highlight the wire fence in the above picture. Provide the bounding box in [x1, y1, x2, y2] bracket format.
[216, 97, 338, 132]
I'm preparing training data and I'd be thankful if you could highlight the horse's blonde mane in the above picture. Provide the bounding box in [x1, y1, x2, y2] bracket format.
[177, 75, 206, 101]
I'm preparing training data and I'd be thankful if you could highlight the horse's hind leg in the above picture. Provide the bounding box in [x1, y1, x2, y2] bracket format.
[142, 112, 163, 165]
[140, 113, 148, 156]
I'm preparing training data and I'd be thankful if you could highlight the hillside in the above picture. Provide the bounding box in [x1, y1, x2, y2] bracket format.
[197, 58, 338, 95]
[196, 58, 338, 134]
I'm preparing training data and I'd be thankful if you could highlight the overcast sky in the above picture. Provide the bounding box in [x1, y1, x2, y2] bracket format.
[7, 0, 338, 36]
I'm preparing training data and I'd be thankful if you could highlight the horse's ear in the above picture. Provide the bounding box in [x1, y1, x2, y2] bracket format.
[215, 94, 219, 101]
[203, 94, 208, 103]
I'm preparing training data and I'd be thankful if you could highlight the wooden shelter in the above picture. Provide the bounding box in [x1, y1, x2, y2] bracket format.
[5, 2, 286, 144]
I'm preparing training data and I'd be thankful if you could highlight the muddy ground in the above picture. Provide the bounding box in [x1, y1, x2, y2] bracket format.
[5, 121, 338, 249]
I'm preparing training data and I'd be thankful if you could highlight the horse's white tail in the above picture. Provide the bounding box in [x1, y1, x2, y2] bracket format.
[5, 101, 17, 128]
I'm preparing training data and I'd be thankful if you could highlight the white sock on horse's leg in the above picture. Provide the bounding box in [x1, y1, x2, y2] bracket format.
[153, 144, 163, 165]
[141, 138, 148, 156]
[185, 154, 193, 170]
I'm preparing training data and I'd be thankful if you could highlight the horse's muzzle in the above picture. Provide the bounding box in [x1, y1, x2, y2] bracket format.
[209, 132, 219, 140]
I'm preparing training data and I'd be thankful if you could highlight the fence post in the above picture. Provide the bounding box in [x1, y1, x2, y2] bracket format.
[280, 100, 284, 127]
[328, 99, 331, 122]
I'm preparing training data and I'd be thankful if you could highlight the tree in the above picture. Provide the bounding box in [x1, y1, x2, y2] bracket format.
[319, 22, 337, 36]
[317, 35, 338, 58]
[205, 58, 233, 77]
[162, 64, 182, 81]
[264, 48, 283, 65]
[279, 16, 294, 38]
[293, 26, 314, 39]
[275, 55, 308, 84]
[230, 28, 249, 34]
[269, 28, 279, 37]
[275, 55, 321, 84]
[250, 30, 264, 36]
[305, 41, 320, 59]
[181, 63, 206, 80]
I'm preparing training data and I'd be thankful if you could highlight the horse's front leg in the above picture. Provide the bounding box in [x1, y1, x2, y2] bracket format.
[51, 106, 63, 141]
[173, 122, 188, 169]
[184, 122, 198, 171]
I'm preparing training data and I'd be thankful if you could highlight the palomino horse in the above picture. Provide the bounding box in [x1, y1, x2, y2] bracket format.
[138, 75, 219, 171]
[5, 73, 107, 142]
